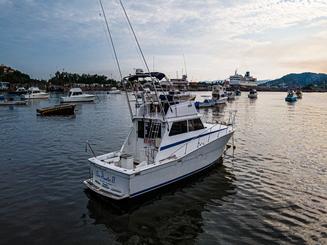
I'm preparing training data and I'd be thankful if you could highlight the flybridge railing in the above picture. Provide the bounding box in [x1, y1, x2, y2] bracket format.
[159, 110, 237, 162]
[204, 110, 237, 129]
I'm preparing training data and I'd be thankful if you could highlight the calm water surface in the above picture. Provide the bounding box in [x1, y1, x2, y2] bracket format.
[0, 92, 326, 244]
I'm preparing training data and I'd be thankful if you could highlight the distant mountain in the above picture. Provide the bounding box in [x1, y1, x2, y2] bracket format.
[261, 72, 327, 88]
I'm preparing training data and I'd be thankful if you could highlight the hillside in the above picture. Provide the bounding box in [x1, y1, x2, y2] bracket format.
[261, 72, 327, 89]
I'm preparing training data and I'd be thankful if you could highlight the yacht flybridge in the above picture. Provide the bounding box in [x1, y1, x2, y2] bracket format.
[84, 71, 236, 200]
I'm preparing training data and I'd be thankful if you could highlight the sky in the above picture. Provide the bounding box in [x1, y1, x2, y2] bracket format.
[0, 0, 327, 81]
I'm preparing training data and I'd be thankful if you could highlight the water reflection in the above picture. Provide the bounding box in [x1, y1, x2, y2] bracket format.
[85, 161, 236, 244]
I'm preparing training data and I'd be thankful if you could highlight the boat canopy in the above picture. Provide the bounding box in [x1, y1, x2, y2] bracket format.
[125, 72, 166, 82]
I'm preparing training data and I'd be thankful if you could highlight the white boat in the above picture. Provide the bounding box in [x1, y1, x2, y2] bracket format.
[229, 70, 257, 88]
[248, 89, 258, 99]
[60, 88, 95, 103]
[84, 72, 236, 200]
[22, 87, 49, 99]
[212, 85, 228, 104]
[108, 87, 121, 94]
[227, 91, 236, 100]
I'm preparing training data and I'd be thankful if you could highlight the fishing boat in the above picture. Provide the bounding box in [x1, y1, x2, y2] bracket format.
[60, 88, 95, 103]
[212, 85, 228, 104]
[84, 72, 236, 200]
[8, 87, 27, 96]
[22, 87, 49, 99]
[295, 89, 302, 99]
[84, 0, 236, 200]
[285, 90, 297, 102]
[194, 99, 217, 108]
[37, 104, 76, 116]
[108, 87, 121, 94]
[227, 91, 236, 100]
[248, 89, 257, 99]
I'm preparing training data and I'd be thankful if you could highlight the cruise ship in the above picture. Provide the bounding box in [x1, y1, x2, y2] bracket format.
[229, 70, 257, 87]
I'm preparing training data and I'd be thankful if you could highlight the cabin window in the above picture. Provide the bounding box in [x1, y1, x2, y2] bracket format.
[169, 121, 187, 136]
[188, 118, 204, 132]
[138, 121, 144, 138]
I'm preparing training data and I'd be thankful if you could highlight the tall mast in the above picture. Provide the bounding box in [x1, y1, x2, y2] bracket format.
[99, 0, 133, 120]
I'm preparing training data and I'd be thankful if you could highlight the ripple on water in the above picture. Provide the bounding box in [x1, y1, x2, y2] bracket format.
[0, 92, 327, 244]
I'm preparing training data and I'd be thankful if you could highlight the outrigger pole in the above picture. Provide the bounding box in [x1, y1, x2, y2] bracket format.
[118, 0, 166, 121]
[99, 0, 133, 120]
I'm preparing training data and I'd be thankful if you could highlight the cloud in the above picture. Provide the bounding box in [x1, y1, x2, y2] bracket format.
[1, 0, 327, 80]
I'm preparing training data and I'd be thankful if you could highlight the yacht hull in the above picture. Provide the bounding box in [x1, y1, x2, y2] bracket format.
[84, 132, 233, 200]
[60, 95, 95, 103]
[22, 94, 49, 99]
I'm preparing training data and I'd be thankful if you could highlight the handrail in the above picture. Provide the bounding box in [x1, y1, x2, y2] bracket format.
[162, 110, 237, 162]
[166, 123, 217, 159]
[120, 127, 134, 153]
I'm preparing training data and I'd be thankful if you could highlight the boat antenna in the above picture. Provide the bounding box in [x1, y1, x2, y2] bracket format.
[183, 54, 187, 77]
[99, 0, 133, 119]
[118, 0, 166, 120]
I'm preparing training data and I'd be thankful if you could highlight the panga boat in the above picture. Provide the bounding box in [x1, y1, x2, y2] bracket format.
[285, 90, 297, 102]
[295, 89, 302, 99]
[108, 87, 121, 94]
[37, 104, 76, 116]
[248, 89, 257, 99]
[22, 87, 49, 99]
[60, 88, 95, 103]
[84, 71, 236, 200]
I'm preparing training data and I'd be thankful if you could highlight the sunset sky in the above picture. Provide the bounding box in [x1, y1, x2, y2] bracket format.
[1, 0, 327, 81]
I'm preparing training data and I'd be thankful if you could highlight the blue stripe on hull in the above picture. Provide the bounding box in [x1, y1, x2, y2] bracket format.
[160, 127, 227, 151]
[130, 160, 219, 198]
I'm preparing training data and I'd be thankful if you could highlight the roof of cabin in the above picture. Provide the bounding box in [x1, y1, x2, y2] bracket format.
[70, 88, 82, 92]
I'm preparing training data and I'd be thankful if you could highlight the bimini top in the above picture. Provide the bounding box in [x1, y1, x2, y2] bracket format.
[125, 72, 166, 82]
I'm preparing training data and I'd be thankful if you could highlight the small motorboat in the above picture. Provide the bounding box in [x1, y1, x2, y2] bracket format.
[37, 104, 76, 116]
[248, 89, 257, 99]
[0, 95, 27, 106]
[227, 91, 236, 100]
[22, 87, 49, 99]
[235, 89, 241, 96]
[295, 89, 302, 99]
[8, 87, 27, 96]
[195, 99, 217, 108]
[212, 85, 228, 104]
[60, 88, 95, 103]
[285, 90, 297, 102]
[108, 87, 121, 94]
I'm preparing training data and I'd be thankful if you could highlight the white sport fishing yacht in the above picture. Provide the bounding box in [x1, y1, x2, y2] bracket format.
[84, 72, 236, 200]
[22, 87, 49, 99]
[60, 88, 95, 103]
[84, 0, 236, 200]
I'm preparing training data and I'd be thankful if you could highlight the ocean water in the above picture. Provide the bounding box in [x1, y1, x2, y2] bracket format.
[0, 92, 326, 244]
